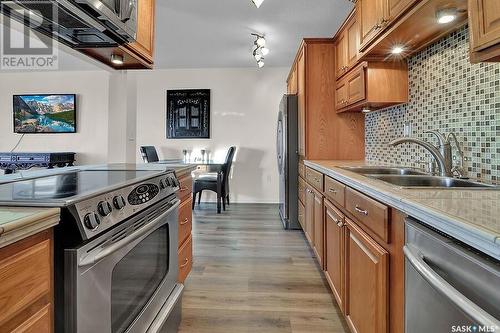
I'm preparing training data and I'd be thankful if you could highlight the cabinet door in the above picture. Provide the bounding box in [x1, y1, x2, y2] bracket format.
[346, 16, 360, 69]
[469, 0, 500, 51]
[288, 65, 298, 94]
[128, 0, 155, 61]
[358, 0, 387, 51]
[345, 218, 388, 333]
[304, 185, 315, 245]
[335, 79, 348, 110]
[313, 190, 324, 268]
[387, 0, 416, 21]
[335, 33, 347, 79]
[346, 66, 366, 106]
[297, 47, 306, 157]
[325, 201, 344, 311]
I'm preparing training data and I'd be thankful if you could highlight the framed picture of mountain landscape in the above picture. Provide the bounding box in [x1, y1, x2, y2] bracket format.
[13, 94, 77, 133]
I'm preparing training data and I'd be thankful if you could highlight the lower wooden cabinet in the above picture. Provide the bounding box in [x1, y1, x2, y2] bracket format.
[312, 189, 324, 268]
[324, 200, 345, 312]
[344, 218, 389, 333]
[0, 230, 53, 333]
[304, 185, 315, 244]
[177, 172, 193, 283]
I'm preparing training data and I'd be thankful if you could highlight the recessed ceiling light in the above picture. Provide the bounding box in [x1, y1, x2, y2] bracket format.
[251, 0, 265, 8]
[111, 54, 124, 65]
[436, 8, 457, 24]
[257, 60, 264, 68]
[261, 47, 269, 56]
[391, 45, 404, 54]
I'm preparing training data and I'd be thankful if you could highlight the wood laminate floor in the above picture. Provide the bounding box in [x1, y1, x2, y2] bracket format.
[178, 203, 349, 333]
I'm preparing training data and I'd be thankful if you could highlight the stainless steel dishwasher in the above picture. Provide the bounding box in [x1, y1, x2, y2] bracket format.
[405, 218, 500, 333]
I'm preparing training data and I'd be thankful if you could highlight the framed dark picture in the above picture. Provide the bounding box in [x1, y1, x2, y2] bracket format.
[166, 89, 210, 139]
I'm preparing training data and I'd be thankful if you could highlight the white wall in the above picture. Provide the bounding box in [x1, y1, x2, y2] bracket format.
[0, 71, 111, 165]
[133, 67, 288, 203]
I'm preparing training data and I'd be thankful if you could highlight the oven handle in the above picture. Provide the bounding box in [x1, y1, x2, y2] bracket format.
[79, 199, 180, 267]
[404, 245, 500, 327]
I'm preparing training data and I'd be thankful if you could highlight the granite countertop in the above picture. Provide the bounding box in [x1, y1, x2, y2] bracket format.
[305, 160, 500, 259]
[0, 207, 60, 248]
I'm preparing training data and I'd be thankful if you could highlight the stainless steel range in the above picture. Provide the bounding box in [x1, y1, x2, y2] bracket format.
[0, 167, 183, 333]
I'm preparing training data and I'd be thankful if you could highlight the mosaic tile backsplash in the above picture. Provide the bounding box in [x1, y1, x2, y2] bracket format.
[365, 25, 500, 184]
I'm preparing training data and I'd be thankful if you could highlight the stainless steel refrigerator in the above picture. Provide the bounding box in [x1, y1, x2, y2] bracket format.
[277, 94, 300, 230]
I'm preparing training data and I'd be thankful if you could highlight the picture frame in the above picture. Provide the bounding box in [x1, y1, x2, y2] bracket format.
[166, 89, 210, 139]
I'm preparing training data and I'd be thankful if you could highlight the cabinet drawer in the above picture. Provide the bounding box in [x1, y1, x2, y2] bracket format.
[177, 175, 192, 201]
[11, 303, 51, 333]
[324, 176, 346, 207]
[178, 234, 193, 283]
[178, 198, 193, 246]
[298, 177, 306, 204]
[305, 167, 324, 192]
[345, 187, 389, 243]
[298, 200, 305, 230]
[0, 237, 51, 326]
[298, 162, 305, 179]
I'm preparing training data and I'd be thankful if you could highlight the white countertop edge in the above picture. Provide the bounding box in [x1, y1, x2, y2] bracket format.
[0, 214, 59, 249]
[304, 161, 500, 260]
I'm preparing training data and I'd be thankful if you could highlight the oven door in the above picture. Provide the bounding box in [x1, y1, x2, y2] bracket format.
[64, 197, 180, 333]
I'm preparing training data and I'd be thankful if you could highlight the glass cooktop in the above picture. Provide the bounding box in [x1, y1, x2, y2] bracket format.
[0, 170, 163, 206]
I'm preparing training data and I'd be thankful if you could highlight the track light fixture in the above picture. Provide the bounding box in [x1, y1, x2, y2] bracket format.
[251, 0, 265, 8]
[251, 33, 269, 68]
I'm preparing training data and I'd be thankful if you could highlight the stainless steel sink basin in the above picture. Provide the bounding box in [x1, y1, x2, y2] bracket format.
[368, 175, 498, 189]
[340, 166, 428, 176]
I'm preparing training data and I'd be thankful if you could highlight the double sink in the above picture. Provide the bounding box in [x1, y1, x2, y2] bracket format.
[340, 166, 497, 189]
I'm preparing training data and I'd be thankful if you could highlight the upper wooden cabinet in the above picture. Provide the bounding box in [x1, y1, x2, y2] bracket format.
[336, 61, 408, 113]
[358, 0, 388, 51]
[288, 39, 366, 160]
[357, 0, 467, 59]
[469, 0, 500, 62]
[335, 12, 360, 79]
[80, 0, 156, 70]
[287, 63, 298, 94]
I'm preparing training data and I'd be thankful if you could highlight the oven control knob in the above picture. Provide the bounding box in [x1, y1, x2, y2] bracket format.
[84, 213, 100, 230]
[97, 201, 113, 217]
[159, 179, 167, 190]
[172, 177, 180, 187]
[113, 196, 126, 210]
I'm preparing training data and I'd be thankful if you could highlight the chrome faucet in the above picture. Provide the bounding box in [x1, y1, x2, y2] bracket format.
[389, 130, 462, 178]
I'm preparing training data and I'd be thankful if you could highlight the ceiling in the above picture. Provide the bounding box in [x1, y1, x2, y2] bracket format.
[154, 0, 354, 68]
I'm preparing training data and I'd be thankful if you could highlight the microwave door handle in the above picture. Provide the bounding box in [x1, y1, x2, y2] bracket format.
[404, 245, 500, 328]
[79, 199, 180, 267]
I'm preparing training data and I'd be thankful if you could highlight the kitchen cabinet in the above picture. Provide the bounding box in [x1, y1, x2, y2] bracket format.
[302, 164, 406, 333]
[336, 61, 408, 113]
[344, 218, 388, 333]
[335, 12, 359, 79]
[324, 200, 345, 311]
[81, 0, 156, 69]
[357, 0, 467, 59]
[313, 188, 324, 268]
[288, 39, 366, 160]
[177, 171, 193, 283]
[0, 230, 53, 333]
[469, 0, 500, 62]
[358, 0, 388, 51]
[305, 184, 315, 244]
[287, 64, 298, 94]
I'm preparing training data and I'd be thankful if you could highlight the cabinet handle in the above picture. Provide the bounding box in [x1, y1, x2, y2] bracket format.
[180, 258, 189, 268]
[337, 221, 344, 227]
[355, 205, 369, 216]
[180, 218, 189, 225]
[328, 188, 337, 194]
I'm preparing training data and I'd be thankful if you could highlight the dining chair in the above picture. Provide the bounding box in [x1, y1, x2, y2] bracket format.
[140, 146, 159, 163]
[192, 146, 236, 213]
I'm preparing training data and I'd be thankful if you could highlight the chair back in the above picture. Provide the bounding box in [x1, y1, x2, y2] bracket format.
[221, 146, 236, 185]
[140, 146, 159, 163]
